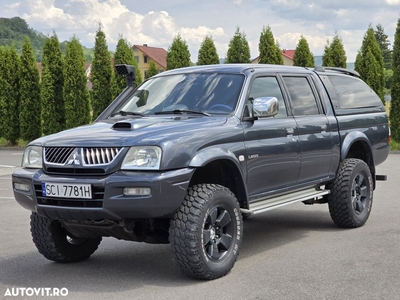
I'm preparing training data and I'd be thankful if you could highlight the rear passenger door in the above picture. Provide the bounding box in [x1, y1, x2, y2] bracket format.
[281, 75, 333, 184]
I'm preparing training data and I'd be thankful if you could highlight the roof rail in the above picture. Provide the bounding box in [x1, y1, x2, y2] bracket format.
[314, 66, 360, 78]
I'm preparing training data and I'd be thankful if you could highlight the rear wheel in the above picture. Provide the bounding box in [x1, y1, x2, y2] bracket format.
[328, 159, 373, 228]
[30, 212, 101, 263]
[169, 184, 243, 280]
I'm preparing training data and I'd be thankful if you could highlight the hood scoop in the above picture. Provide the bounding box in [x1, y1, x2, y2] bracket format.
[112, 122, 132, 130]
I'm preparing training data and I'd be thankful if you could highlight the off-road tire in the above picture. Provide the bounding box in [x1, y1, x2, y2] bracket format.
[328, 158, 373, 228]
[30, 212, 102, 263]
[169, 184, 243, 280]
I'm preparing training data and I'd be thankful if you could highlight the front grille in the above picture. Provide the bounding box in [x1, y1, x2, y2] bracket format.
[35, 184, 104, 208]
[45, 147, 76, 164]
[82, 147, 122, 165]
[44, 147, 122, 166]
[46, 168, 105, 175]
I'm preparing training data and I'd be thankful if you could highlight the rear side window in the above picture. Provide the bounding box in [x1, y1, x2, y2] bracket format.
[283, 77, 320, 115]
[328, 75, 382, 109]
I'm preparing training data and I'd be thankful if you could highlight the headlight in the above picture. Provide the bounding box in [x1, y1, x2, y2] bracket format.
[22, 146, 43, 168]
[121, 146, 162, 170]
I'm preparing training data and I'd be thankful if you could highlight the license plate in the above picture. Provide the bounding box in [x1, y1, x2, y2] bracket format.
[42, 183, 92, 199]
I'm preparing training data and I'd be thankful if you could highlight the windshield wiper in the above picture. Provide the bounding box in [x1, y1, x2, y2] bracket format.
[154, 109, 210, 116]
[110, 110, 145, 117]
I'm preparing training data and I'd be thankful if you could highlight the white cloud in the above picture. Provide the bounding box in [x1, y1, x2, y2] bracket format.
[386, 0, 400, 4]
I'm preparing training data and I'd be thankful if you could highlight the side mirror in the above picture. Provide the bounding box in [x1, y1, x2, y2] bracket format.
[253, 97, 279, 118]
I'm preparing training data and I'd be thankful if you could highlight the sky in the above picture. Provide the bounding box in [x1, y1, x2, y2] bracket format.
[1, 0, 400, 62]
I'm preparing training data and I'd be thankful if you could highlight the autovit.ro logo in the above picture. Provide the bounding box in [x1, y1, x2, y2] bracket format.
[4, 287, 68, 297]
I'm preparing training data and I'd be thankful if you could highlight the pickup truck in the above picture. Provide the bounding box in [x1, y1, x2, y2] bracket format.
[12, 64, 390, 280]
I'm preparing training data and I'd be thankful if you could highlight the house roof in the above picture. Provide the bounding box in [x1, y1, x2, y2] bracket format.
[282, 49, 295, 60]
[133, 44, 167, 69]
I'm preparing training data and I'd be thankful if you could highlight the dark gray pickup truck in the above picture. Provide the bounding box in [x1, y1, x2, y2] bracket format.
[12, 64, 389, 280]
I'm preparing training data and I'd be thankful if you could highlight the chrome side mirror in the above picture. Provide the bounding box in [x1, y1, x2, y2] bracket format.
[253, 97, 279, 118]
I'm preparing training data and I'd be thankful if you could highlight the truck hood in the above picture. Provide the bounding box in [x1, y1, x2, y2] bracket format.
[32, 116, 229, 147]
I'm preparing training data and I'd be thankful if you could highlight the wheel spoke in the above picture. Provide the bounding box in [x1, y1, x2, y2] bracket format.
[356, 174, 365, 187]
[216, 210, 232, 228]
[355, 199, 365, 212]
[208, 208, 218, 225]
[218, 233, 232, 250]
[359, 186, 368, 198]
[203, 229, 212, 245]
[207, 242, 220, 259]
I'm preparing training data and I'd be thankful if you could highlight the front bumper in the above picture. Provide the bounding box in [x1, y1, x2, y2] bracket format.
[12, 167, 194, 221]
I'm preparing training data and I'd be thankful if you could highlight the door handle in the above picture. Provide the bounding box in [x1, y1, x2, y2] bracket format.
[286, 128, 294, 135]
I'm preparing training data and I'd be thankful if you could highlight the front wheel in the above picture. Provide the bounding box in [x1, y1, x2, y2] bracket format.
[30, 212, 102, 263]
[328, 158, 373, 228]
[169, 184, 243, 280]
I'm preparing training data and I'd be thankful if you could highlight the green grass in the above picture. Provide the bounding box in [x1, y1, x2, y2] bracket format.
[0, 138, 29, 148]
[390, 140, 400, 151]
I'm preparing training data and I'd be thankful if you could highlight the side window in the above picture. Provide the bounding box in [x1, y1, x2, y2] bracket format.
[328, 75, 382, 109]
[283, 77, 320, 115]
[249, 77, 287, 117]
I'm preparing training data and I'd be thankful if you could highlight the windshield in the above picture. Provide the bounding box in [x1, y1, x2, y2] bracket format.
[111, 73, 244, 116]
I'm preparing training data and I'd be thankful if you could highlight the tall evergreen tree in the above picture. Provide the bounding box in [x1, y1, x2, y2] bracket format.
[355, 26, 385, 103]
[258, 26, 282, 65]
[322, 34, 347, 68]
[145, 60, 159, 79]
[41, 33, 64, 134]
[0, 46, 20, 145]
[111, 37, 142, 99]
[375, 24, 392, 70]
[19, 37, 41, 141]
[63, 37, 90, 128]
[91, 25, 112, 119]
[40, 63, 57, 135]
[197, 35, 219, 65]
[225, 27, 251, 63]
[166, 34, 191, 70]
[390, 18, 400, 142]
[293, 35, 315, 67]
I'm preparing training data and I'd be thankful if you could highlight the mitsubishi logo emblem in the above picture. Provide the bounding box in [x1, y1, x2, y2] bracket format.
[66, 149, 81, 165]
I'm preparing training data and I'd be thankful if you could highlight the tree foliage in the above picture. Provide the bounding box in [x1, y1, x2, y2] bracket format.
[146, 60, 159, 79]
[111, 37, 142, 99]
[197, 35, 219, 65]
[375, 24, 392, 70]
[63, 37, 91, 129]
[19, 37, 41, 141]
[0, 46, 20, 144]
[355, 26, 385, 103]
[258, 26, 283, 65]
[322, 33, 347, 68]
[293, 35, 314, 67]
[41, 33, 64, 134]
[167, 34, 191, 70]
[91, 25, 112, 120]
[225, 27, 251, 64]
[390, 18, 400, 142]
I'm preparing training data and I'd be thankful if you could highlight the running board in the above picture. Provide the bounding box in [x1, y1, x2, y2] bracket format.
[241, 188, 330, 215]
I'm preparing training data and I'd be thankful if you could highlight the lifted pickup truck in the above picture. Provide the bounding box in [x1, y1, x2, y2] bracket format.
[12, 64, 389, 280]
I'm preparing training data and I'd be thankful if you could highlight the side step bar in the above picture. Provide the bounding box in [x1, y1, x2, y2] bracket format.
[241, 188, 330, 216]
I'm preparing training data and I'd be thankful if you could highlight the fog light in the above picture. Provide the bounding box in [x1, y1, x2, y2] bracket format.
[14, 183, 31, 193]
[123, 187, 151, 196]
